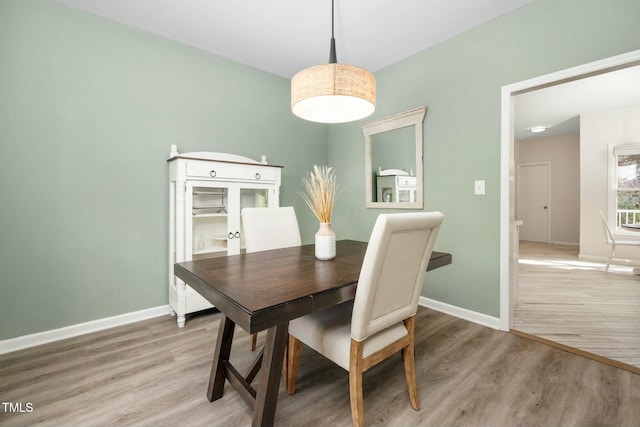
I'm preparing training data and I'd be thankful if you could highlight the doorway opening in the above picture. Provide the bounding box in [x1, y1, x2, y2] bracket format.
[500, 50, 640, 334]
[502, 51, 640, 372]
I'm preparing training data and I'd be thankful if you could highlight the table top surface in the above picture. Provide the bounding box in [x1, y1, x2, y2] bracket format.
[174, 239, 451, 333]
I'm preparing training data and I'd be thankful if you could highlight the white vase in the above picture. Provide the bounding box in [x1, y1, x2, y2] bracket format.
[315, 223, 336, 260]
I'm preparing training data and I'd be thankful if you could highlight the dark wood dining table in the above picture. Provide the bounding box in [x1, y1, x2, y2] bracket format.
[174, 239, 452, 427]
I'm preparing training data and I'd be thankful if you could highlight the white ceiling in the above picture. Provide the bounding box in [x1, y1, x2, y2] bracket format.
[54, 0, 531, 78]
[514, 65, 640, 141]
[53, 0, 640, 139]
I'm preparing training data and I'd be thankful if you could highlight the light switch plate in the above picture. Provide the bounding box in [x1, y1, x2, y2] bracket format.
[474, 180, 485, 195]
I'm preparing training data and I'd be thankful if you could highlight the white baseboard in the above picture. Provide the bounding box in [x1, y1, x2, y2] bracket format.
[419, 297, 501, 330]
[2, 300, 497, 355]
[0, 305, 172, 355]
[551, 241, 579, 246]
[579, 253, 640, 267]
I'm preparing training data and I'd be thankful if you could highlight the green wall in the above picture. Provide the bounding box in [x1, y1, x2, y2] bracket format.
[2, 0, 640, 341]
[0, 0, 327, 340]
[329, 0, 640, 317]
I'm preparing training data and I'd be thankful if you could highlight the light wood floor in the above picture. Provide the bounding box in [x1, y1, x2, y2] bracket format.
[1, 307, 639, 426]
[513, 241, 640, 371]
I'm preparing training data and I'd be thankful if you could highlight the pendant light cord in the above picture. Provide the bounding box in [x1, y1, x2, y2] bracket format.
[329, 0, 337, 64]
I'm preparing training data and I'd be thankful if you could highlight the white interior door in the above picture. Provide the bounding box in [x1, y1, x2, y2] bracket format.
[517, 162, 550, 243]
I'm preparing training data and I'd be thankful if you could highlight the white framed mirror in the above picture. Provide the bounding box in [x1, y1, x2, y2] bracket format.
[362, 106, 427, 209]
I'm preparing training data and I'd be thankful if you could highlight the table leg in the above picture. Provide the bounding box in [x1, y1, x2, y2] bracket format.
[207, 314, 236, 402]
[251, 322, 289, 427]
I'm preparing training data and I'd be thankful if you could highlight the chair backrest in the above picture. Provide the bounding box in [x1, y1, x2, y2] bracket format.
[600, 210, 615, 244]
[351, 212, 444, 342]
[241, 206, 302, 253]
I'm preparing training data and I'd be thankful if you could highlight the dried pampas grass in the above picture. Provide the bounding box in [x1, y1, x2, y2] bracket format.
[301, 165, 342, 223]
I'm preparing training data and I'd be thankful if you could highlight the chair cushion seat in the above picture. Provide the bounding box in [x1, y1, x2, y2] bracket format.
[289, 301, 408, 371]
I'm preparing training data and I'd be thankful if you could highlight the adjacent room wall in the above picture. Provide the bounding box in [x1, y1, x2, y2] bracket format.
[579, 104, 640, 262]
[515, 133, 580, 245]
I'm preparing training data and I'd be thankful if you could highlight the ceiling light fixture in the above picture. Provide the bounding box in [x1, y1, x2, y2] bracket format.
[529, 125, 548, 133]
[291, 0, 376, 123]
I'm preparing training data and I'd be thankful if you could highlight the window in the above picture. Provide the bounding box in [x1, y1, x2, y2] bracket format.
[611, 144, 640, 227]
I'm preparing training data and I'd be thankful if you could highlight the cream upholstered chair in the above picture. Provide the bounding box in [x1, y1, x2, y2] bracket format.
[286, 211, 444, 427]
[600, 210, 640, 272]
[241, 206, 302, 349]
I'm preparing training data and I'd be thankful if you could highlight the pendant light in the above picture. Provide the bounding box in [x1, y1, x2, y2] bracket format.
[291, 0, 376, 123]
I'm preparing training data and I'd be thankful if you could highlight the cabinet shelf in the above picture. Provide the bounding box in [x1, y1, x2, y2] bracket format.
[193, 212, 228, 218]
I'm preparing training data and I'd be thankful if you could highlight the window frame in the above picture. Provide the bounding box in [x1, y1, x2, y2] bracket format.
[608, 143, 640, 235]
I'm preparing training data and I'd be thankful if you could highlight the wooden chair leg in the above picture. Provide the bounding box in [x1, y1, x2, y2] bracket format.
[402, 346, 420, 410]
[286, 334, 301, 395]
[250, 333, 258, 351]
[349, 339, 365, 427]
[403, 316, 420, 410]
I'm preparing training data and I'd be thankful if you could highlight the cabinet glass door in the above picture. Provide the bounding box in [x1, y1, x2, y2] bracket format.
[187, 183, 230, 260]
[187, 182, 276, 258]
[238, 186, 274, 251]
[397, 188, 416, 203]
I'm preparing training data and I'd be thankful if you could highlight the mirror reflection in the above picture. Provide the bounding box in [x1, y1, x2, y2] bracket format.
[371, 127, 416, 203]
[362, 106, 427, 209]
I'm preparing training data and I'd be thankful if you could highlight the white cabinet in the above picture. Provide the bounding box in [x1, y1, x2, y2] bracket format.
[168, 149, 282, 327]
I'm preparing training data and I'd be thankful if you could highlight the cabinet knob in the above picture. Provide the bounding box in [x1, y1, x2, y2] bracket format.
[234, 231, 240, 238]
[255, 172, 261, 180]
[210, 170, 217, 178]
[228, 232, 234, 239]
